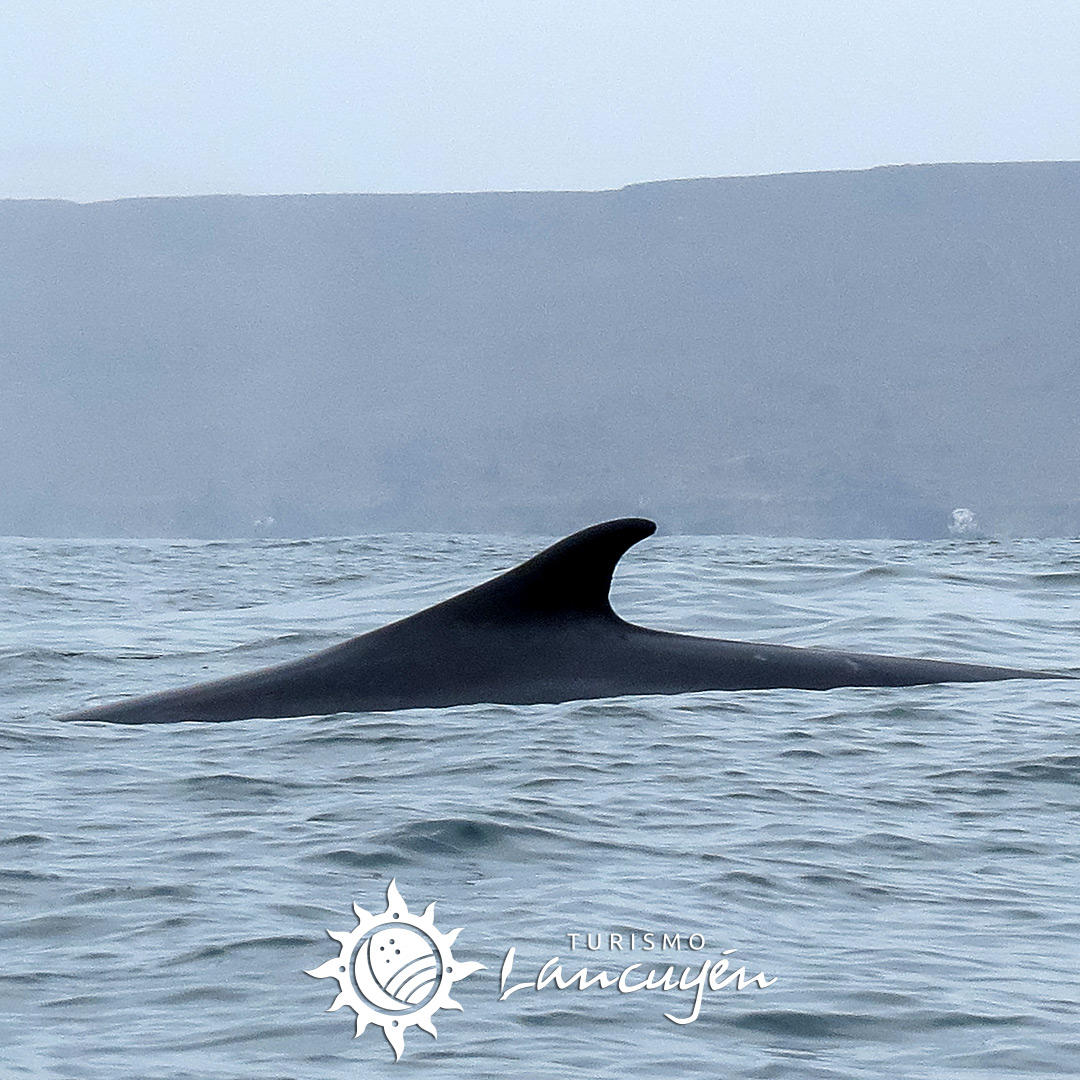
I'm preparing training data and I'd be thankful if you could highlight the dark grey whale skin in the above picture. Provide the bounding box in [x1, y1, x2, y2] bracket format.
[58, 518, 1070, 724]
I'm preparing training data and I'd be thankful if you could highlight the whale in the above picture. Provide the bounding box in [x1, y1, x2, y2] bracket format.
[57, 517, 1070, 724]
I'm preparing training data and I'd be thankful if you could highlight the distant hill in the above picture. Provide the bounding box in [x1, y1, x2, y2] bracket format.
[2, 161, 1078, 538]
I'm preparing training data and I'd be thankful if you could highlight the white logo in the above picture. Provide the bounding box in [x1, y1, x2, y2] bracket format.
[306, 880, 484, 1061]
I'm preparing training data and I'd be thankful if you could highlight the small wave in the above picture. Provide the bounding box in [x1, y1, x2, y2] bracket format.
[732, 1008, 1027, 1038]
[7, 585, 60, 599]
[382, 817, 545, 854]
[518, 1009, 627, 1028]
[988, 754, 1080, 786]
[151, 1021, 312, 1052]
[221, 633, 310, 656]
[73, 884, 197, 903]
[932, 755, 1080, 787]
[0, 648, 89, 663]
[733, 1009, 879, 1038]
[174, 773, 308, 799]
[857, 831, 942, 854]
[166, 935, 312, 967]
[314, 848, 409, 869]
[0, 868, 62, 882]
[309, 573, 372, 587]
[720, 870, 776, 888]
[0, 914, 89, 941]
[923, 1011, 1028, 1030]
[847, 566, 905, 581]
[41, 995, 103, 1008]
[158, 985, 248, 1004]
[1028, 570, 1080, 585]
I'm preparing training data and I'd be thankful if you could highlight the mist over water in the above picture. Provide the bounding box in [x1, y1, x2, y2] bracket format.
[2, 531, 1079, 1078]
[5, 163, 1080, 541]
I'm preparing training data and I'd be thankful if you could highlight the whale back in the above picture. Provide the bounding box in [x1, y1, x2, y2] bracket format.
[55, 515, 1068, 725]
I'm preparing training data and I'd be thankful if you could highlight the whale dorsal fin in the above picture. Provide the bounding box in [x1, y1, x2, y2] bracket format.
[439, 518, 657, 622]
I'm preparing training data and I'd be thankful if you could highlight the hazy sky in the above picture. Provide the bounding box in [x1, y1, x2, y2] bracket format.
[4, 1, 1079, 202]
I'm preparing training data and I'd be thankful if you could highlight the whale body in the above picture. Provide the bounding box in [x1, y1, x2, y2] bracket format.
[58, 518, 1069, 724]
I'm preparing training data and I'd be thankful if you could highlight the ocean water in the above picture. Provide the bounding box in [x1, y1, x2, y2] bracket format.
[2, 529, 1079, 1080]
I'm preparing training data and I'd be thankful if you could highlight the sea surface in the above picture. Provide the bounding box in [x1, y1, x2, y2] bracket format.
[2, 529, 1079, 1080]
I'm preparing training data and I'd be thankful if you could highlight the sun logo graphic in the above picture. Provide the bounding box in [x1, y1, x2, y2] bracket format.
[306, 880, 484, 1061]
